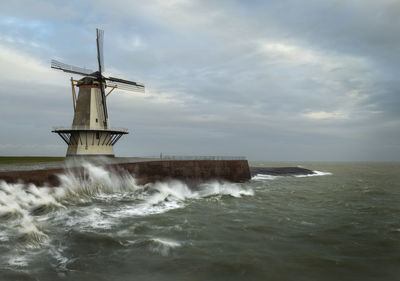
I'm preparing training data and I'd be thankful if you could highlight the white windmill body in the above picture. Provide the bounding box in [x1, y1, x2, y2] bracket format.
[51, 29, 144, 157]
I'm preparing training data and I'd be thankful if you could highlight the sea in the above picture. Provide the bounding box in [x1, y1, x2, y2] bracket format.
[0, 162, 399, 281]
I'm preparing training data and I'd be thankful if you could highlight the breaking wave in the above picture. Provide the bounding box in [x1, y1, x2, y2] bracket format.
[252, 174, 280, 180]
[0, 162, 253, 248]
[149, 238, 181, 256]
[252, 170, 332, 180]
[294, 170, 333, 177]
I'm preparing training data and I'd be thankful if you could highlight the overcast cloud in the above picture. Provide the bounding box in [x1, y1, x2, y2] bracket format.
[0, 0, 399, 161]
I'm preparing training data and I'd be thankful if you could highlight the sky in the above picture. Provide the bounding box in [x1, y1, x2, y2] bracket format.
[0, 0, 399, 161]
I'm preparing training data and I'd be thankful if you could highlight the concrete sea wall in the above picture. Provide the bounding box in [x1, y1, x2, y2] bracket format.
[0, 160, 251, 187]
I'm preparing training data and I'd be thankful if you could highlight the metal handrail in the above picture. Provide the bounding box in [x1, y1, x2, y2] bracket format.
[52, 126, 129, 133]
[161, 155, 247, 160]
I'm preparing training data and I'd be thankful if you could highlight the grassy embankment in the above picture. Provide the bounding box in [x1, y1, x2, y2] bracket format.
[0, 157, 65, 165]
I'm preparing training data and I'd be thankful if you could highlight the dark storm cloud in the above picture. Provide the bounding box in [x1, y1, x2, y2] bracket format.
[0, 0, 399, 160]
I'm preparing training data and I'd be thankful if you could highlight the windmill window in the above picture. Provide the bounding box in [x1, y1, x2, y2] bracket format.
[96, 132, 100, 139]
[96, 118, 98, 123]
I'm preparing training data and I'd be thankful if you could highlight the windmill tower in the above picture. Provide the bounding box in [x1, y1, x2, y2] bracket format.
[51, 28, 144, 157]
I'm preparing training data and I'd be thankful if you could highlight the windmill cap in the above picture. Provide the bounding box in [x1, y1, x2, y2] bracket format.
[77, 77, 99, 87]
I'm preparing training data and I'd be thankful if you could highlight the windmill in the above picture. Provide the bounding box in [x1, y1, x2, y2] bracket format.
[51, 28, 144, 157]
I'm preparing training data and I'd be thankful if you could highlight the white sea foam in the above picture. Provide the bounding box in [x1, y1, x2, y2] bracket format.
[149, 237, 181, 256]
[64, 207, 116, 230]
[112, 200, 183, 218]
[0, 161, 254, 247]
[0, 230, 9, 242]
[108, 180, 253, 218]
[300, 220, 316, 226]
[48, 245, 69, 271]
[8, 255, 29, 267]
[252, 174, 280, 180]
[0, 182, 50, 247]
[252, 170, 332, 180]
[295, 170, 333, 178]
[197, 181, 254, 197]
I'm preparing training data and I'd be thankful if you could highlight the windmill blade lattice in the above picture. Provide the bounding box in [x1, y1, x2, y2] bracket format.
[95, 28, 108, 127]
[51, 59, 94, 76]
[106, 76, 145, 92]
[96, 28, 105, 74]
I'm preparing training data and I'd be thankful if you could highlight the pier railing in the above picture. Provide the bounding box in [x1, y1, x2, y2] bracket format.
[52, 126, 129, 133]
[160, 155, 247, 160]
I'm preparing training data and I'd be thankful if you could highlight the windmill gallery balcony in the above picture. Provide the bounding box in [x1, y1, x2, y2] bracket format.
[52, 126, 128, 155]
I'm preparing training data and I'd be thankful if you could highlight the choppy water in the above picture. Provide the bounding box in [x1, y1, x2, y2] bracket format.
[0, 162, 399, 281]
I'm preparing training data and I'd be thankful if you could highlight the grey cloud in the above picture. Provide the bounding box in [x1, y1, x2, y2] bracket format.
[0, 0, 399, 160]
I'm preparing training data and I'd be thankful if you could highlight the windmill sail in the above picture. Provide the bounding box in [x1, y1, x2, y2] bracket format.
[96, 28, 104, 73]
[95, 28, 108, 128]
[105, 76, 145, 92]
[51, 59, 94, 76]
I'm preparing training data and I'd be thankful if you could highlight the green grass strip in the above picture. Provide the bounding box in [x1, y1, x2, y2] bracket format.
[0, 157, 66, 165]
